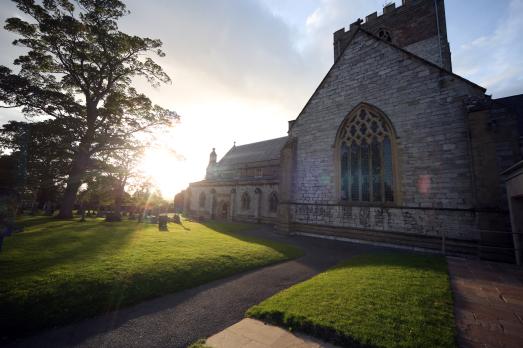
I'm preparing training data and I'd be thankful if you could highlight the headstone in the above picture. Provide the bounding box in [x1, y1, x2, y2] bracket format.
[158, 215, 168, 231]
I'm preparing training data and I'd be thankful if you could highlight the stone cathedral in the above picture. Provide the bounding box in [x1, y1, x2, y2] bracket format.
[186, 0, 523, 261]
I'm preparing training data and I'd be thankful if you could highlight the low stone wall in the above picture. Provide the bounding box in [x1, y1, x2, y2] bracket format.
[286, 202, 510, 241]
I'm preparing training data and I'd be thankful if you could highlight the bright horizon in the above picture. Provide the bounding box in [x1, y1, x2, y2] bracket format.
[1, 0, 522, 199]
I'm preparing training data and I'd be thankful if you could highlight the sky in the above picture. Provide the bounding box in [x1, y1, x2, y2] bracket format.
[1, 0, 522, 198]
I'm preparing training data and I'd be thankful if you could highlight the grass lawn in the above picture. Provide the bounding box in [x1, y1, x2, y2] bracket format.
[0, 216, 301, 338]
[247, 253, 455, 348]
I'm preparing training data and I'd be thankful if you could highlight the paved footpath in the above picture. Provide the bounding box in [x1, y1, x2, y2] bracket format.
[3, 227, 379, 348]
[206, 318, 338, 348]
[448, 257, 523, 348]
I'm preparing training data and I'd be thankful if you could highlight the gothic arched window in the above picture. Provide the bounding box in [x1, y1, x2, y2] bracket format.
[269, 192, 278, 213]
[241, 192, 250, 210]
[199, 192, 206, 208]
[337, 105, 396, 203]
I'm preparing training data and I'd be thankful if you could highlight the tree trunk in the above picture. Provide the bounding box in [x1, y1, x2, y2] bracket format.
[57, 156, 87, 219]
[57, 101, 97, 219]
[107, 179, 126, 222]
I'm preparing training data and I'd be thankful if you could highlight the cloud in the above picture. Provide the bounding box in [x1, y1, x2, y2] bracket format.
[453, 0, 523, 97]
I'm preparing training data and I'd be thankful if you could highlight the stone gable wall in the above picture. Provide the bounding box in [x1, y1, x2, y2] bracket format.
[288, 31, 492, 240]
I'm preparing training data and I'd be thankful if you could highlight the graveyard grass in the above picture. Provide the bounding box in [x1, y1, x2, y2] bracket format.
[0, 216, 301, 338]
[247, 253, 455, 348]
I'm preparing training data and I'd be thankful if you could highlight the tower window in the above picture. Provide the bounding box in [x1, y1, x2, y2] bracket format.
[377, 28, 392, 42]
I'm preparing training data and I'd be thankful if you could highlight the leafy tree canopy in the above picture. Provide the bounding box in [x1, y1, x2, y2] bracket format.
[0, 0, 179, 218]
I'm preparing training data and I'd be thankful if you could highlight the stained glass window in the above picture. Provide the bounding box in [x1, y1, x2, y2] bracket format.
[371, 138, 382, 202]
[341, 143, 349, 200]
[338, 107, 396, 203]
[350, 144, 360, 201]
[361, 140, 370, 202]
[384, 136, 394, 202]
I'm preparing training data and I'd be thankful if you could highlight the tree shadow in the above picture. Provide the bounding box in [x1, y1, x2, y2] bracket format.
[1, 218, 138, 277]
[330, 250, 449, 275]
[199, 220, 303, 259]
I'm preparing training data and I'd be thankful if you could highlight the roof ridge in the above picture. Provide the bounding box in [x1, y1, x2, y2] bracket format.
[233, 136, 288, 148]
[357, 27, 486, 92]
[289, 27, 486, 132]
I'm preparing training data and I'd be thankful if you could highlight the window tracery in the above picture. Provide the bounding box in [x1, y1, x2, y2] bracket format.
[338, 106, 396, 203]
[377, 28, 392, 42]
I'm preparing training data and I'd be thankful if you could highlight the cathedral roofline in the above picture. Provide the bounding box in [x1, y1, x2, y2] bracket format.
[289, 26, 486, 133]
[217, 136, 288, 168]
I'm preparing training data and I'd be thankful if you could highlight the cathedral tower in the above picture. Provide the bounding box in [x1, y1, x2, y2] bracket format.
[333, 0, 452, 71]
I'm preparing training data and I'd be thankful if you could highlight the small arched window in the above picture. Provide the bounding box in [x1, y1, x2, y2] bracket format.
[199, 192, 206, 208]
[269, 192, 278, 213]
[337, 105, 396, 203]
[241, 192, 250, 210]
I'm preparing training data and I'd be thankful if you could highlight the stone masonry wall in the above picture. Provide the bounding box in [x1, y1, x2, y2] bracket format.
[289, 30, 487, 240]
[188, 182, 279, 223]
[335, 0, 451, 71]
[404, 36, 445, 69]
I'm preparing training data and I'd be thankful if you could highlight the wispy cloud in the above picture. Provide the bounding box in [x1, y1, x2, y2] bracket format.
[453, 0, 523, 97]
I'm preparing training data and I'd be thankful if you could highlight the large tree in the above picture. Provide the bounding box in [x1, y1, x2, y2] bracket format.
[0, 0, 177, 218]
[0, 120, 72, 211]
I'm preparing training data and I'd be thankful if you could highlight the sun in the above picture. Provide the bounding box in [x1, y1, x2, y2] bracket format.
[138, 148, 182, 199]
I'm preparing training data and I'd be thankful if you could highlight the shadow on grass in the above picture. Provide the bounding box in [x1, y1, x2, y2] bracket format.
[2, 218, 137, 276]
[200, 220, 303, 259]
[16, 215, 57, 229]
[330, 251, 449, 275]
[0, 219, 300, 343]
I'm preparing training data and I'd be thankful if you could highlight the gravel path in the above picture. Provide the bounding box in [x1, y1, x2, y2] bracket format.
[5, 227, 382, 348]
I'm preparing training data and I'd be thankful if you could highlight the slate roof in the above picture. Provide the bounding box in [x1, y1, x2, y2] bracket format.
[217, 137, 288, 167]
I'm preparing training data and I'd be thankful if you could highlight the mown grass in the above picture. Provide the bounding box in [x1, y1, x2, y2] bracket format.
[247, 253, 455, 348]
[0, 216, 301, 338]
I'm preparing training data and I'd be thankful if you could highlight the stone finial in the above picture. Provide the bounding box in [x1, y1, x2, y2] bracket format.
[349, 18, 363, 31]
[208, 148, 217, 166]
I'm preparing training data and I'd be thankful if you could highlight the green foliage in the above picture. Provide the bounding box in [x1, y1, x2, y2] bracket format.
[0, 120, 72, 203]
[247, 253, 456, 348]
[0, 216, 301, 338]
[0, 0, 179, 217]
[188, 339, 212, 348]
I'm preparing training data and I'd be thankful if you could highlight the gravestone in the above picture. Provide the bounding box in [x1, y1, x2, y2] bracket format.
[158, 215, 168, 231]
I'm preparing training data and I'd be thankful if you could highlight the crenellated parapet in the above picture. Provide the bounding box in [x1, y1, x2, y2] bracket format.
[333, 0, 452, 71]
